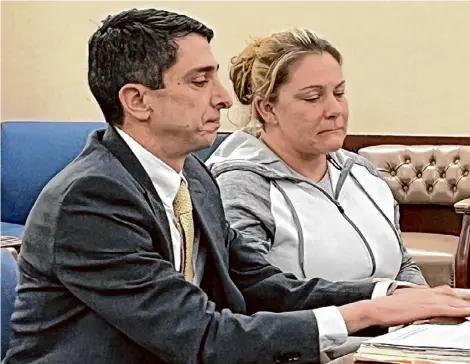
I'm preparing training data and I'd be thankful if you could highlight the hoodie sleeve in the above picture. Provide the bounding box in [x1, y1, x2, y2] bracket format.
[215, 170, 276, 256]
[393, 200, 428, 286]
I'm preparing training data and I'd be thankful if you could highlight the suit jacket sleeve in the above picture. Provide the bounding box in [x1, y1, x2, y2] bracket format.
[54, 175, 329, 364]
[227, 225, 376, 314]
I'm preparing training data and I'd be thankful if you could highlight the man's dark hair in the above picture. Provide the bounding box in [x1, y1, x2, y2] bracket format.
[88, 8, 214, 126]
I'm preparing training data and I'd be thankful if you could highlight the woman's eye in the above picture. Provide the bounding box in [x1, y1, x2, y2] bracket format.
[334, 92, 345, 99]
[304, 97, 320, 103]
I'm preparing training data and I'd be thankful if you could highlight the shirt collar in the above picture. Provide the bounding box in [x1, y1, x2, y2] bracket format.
[115, 128, 185, 207]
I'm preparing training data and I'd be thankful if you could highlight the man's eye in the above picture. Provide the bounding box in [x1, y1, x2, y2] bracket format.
[193, 80, 208, 87]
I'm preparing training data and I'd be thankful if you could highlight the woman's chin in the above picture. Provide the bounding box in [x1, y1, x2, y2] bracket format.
[319, 132, 346, 153]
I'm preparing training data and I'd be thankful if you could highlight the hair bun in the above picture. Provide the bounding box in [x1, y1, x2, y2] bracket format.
[229, 43, 258, 105]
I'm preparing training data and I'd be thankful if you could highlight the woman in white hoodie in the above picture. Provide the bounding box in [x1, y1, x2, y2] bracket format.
[206, 28, 426, 286]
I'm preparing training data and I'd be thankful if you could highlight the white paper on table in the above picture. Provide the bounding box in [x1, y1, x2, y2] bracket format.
[365, 320, 470, 351]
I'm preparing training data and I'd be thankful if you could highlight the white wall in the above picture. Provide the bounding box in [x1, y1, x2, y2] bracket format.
[2, 1, 470, 135]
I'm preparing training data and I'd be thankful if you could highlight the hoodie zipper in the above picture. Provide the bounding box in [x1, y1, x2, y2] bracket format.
[327, 157, 377, 276]
[350, 173, 404, 252]
[336, 206, 377, 276]
[296, 176, 377, 278]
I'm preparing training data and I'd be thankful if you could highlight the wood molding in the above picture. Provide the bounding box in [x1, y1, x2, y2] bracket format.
[399, 205, 462, 236]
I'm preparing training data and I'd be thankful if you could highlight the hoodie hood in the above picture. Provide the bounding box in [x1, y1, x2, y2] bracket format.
[206, 130, 289, 179]
[206, 130, 353, 181]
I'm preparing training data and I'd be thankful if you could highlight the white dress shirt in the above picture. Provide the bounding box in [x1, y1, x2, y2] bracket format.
[116, 128, 396, 356]
[312, 280, 395, 355]
[116, 128, 185, 272]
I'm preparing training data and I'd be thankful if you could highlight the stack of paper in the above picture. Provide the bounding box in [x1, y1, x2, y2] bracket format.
[354, 319, 470, 363]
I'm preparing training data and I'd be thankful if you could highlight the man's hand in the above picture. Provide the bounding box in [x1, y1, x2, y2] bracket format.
[339, 285, 470, 334]
[392, 285, 470, 300]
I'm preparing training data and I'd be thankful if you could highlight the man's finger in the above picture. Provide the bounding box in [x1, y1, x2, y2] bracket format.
[454, 288, 470, 300]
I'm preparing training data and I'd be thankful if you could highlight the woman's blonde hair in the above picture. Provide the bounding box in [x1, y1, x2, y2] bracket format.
[229, 28, 342, 132]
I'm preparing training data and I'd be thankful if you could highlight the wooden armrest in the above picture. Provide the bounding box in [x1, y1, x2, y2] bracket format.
[455, 198, 470, 214]
[455, 214, 470, 288]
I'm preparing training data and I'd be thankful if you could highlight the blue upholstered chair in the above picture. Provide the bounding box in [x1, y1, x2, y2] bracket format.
[1, 248, 19, 359]
[1, 121, 107, 238]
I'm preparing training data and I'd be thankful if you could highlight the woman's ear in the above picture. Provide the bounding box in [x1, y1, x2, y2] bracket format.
[253, 95, 278, 126]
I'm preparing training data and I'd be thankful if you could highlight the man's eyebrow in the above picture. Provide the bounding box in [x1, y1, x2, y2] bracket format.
[298, 80, 346, 91]
[185, 64, 219, 77]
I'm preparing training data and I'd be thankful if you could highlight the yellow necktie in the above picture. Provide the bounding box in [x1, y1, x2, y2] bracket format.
[173, 181, 194, 282]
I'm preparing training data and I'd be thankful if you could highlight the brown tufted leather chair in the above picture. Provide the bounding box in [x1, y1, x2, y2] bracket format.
[358, 145, 470, 288]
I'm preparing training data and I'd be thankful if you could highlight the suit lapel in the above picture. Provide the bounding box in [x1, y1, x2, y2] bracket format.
[183, 163, 227, 263]
[100, 126, 174, 264]
[184, 170, 213, 244]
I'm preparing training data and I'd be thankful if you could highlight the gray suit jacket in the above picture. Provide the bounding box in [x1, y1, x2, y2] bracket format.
[4, 127, 375, 364]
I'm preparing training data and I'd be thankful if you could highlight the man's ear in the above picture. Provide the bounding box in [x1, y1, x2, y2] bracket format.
[253, 95, 278, 126]
[118, 84, 152, 122]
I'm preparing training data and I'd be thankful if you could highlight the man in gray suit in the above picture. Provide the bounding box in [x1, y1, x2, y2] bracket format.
[4, 8, 470, 364]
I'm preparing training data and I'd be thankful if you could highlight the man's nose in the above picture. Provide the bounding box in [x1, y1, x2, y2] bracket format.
[213, 80, 233, 110]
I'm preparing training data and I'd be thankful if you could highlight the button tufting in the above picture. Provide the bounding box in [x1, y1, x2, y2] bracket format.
[464, 170, 469, 177]
[455, 159, 460, 164]
[441, 172, 446, 178]
[428, 185, 433, 193]
[403, 185, 409, 192]
[416, 172, 422, 178]
[405, 158, 411, 164]
[453, 185, 458, 192]
[390, 170, 396, 176]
